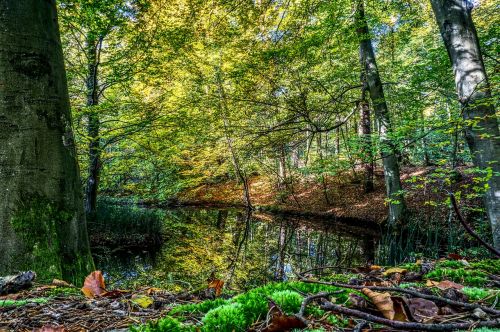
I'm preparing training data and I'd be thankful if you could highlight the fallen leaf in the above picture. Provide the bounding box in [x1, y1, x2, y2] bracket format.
[263, 302, 306, 332]
[102, 289, 129, 298]
[392, 297, 410, 322]
[131, 294, 154, 308]
[81, 271, 106, 298]
[425, 280, 440, 287]
[407, 298, 439, 323]
[391, 272, 403, 285]
[207, 279, 224, 297]
[436, 280, 464, 290]
[383, 268, 407, 276]
[51, 279, 72, 288]
[369, 265, 382, 271]
[362, 288, 395, 320]
[447, 253, 464, 260]
[349, 293, 368, 309]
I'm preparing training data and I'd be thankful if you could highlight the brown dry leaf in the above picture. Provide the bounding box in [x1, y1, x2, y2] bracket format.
[349, 293, 368, 309]
[51, 279, 72, 288]
[145, 287, 164, 295]
[407, 298, 439, 323]
[392, 297, 410, 322]
[369, 265, 382, 271]
[391, 272, 403, 285]
[207, 279, 224, 297]
[81, 271, 106, 298]
[436, 280, 464, 290]
[363, 280, 393, 287]
[362, 288, 395, 320]
[425, 280, 440, 287]
[383, 268, 407, 276]
[263, 303, 306, 332]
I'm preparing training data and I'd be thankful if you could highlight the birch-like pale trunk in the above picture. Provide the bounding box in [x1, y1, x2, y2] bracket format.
[431, 0, 500, 249]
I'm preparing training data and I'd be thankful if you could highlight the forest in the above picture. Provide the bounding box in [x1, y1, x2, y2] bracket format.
[0, 0, 499, 331]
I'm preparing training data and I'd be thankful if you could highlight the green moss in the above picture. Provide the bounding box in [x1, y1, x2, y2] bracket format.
[141, 282, 347, 332]
[10, 196, 93, 285]
[131, 316, 194, 332]
[0, 298, 48, 307]
[201, 303, 247, 332]
[470, 260, 500, 275]
[270, 290, 303, 315]
[425, 268, 488, 287]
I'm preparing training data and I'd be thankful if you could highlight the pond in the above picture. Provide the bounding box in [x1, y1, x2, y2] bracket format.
[90, 206, 379, 292]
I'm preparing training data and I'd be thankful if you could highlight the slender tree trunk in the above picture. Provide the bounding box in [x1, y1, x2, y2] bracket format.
[359, 73, 374, 193]
[355, 0, 406, 224]
[431, 0, 500, 249]
[215, 68, 253, 209]
[0, 0, 93, 282]
[84, 35, 102, 217]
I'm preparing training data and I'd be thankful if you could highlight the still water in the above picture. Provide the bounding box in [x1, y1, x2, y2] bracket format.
[91, 207, 379, 291]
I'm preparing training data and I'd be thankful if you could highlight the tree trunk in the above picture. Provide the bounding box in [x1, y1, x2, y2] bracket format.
[359, 73, 375, 193]
[356, 0, 406, 224]
[0, 0, 93, 282]
[84, 35, 101, 217]
[431, 0, 500, 249]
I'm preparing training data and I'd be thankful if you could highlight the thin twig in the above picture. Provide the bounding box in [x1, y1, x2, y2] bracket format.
[450, 193, 500, 257]
[321, 300, 500, 331]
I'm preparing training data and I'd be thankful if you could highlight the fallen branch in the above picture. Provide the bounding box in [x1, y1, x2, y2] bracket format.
[450, 194, 500, 257]
[295, 274, 500, 316]
[294, 291, 344, 325]
[321, 300, 500, 331]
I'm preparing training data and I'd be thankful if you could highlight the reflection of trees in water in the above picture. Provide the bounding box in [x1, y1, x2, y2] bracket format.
[96, 208, 377, 290]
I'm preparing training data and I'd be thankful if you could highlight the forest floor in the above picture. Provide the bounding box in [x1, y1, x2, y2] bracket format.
[1, 259, 499, 331]
[178, 166, 480, 224]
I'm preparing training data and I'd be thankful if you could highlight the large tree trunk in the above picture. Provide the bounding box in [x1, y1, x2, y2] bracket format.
[0, 0, 93, 282]
[356, 0, 406, 224]
[84, 35, 101, 217]
[431, 0, 500, 249]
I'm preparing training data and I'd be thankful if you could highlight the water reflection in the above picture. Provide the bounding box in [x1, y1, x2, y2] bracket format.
[93, 207, 379, 290]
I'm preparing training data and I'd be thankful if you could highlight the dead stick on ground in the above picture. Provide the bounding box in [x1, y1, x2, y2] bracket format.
[295, 274, 500, 316]
[294, 291, 343, 325]
[321, 300, 500, 331]
[450, 193, 500, 258]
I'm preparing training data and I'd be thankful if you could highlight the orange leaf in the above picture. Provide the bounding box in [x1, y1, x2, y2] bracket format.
[207, 279, 224, 297]
[362, 288, 395, 320]
[81, 271, 106, 298]
[436, 280, 464, 290]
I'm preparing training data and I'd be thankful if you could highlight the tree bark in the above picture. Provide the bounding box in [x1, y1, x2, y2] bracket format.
[84, 35, 102, 217]
[0, 0, 93, 282]
[359, 73, 374, 193]
[431, 0, 500, 250]
[355, 0, 406, 224]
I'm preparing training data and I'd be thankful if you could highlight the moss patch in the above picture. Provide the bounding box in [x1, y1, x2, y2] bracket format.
[10, 196, 92, 284]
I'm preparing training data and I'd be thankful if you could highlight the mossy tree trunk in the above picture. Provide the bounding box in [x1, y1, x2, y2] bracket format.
[0, 0, 93, 283]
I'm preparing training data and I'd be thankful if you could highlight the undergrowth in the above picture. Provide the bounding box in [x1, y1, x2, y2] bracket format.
[132, 282, 348, 332]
